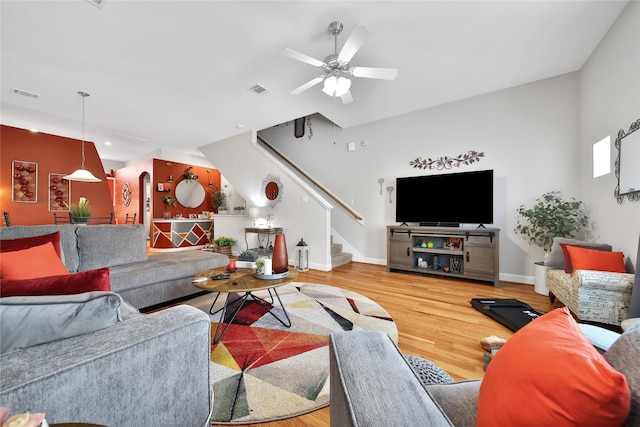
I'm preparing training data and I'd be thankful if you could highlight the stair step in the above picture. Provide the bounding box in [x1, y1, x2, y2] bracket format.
[332, 252, 353, 269]
[331, 243, 343, 257]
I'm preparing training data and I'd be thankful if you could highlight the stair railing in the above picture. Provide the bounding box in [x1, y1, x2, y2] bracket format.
[257, 136, 363, 222]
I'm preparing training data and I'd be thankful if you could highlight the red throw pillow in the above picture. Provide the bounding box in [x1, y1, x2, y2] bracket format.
[565, 245, 626, 276]
[560, 243, 611, 273]
[0, 242, 69, 279]
[1, 231, 62, 259]
[0, 267, 110, 297]
[477, 307, 630, 427]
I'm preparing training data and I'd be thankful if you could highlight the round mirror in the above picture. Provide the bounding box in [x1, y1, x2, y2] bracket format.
[175, 179, 205, 208]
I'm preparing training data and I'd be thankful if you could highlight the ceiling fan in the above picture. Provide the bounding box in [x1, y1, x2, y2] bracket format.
[282, 21, 398, 104]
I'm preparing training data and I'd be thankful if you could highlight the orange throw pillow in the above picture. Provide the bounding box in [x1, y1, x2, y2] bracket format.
[477, 307, 630, 427]
[0, 242, 69, 280]
[565, 245, 626, 276]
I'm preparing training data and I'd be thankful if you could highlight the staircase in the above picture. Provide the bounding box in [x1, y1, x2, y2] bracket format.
[331, 236, 353, 269]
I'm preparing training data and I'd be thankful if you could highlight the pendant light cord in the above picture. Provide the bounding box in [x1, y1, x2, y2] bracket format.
[78, 91, 89, 169]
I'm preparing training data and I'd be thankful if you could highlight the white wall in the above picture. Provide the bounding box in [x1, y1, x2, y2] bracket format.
[260, 73, 582, 283]
[199, 131, 333, 271]
[579, 0, 640, 271]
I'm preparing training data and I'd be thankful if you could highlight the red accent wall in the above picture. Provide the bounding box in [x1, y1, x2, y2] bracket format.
[1, 125, 112, 226]
[151, 159, 220, 219]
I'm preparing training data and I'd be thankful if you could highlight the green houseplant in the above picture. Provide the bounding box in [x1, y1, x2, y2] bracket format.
[514, 191, 589, 253]
[162, 194, 177, 207]
[212, 185, 227, 213]
[67, 198, 91, 223]
[211, 236, 237, 256]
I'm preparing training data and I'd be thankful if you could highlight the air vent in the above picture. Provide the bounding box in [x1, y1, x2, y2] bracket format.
[248, 84, 270, 96]
[111, 132, 148, 144]
[85, 0, 105, 9]
[12, 88, 40, 100]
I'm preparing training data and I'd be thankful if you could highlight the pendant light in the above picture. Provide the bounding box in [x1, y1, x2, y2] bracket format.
[63, 91, 102, 183]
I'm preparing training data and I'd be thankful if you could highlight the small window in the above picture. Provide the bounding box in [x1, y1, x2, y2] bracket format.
[593, 136, 610, 178]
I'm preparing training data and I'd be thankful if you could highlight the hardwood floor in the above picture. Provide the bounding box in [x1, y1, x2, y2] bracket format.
[241, 261, 557, 427]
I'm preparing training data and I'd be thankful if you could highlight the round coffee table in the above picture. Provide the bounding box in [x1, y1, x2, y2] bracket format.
[192, 266, 298, 343]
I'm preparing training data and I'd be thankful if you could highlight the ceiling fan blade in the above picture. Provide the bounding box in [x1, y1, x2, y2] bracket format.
[340, 90, 353, 104]
[338, 25, 370, 63]
[351, 67, 398, 80]
[291, 76, 325, 95]
[281, 48, 325, 68]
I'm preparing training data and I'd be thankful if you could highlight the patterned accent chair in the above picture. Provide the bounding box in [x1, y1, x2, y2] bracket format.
[545, 236, 639, 327]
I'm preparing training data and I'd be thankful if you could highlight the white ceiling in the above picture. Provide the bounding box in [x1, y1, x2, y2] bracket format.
[0, 0, 629, 163]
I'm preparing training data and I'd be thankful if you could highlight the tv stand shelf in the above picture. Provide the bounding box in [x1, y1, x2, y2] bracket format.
[387, 225, 500, 287]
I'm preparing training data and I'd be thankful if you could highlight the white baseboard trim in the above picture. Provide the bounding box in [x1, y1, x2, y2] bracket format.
[500, 273, 534, 285]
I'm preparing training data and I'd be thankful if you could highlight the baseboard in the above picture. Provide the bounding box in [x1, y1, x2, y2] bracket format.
[499, 273, 534, 285]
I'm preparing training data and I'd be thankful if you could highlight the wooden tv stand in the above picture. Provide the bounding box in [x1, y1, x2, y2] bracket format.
[387, 225, 500, 287]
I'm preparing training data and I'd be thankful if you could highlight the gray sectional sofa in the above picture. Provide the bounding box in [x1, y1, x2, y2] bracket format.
[330, 327, 640, 426]
[0, 223, 229, 309]
[0, 223, 229, 425]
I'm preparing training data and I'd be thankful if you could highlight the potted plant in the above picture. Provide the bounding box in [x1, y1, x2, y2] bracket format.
[238, 249, 257, 262]
[211, 236, 237, 256]
[162, 194, 177, 219]
[68, 198, 91, 223]
[255, 257, 266, 274]
[212, 185, 227, 213]
[515, 190, 589, 294]
[233, 206, 245, 215]
[183, 167, 198, 182]
[217, 205, 229, 215]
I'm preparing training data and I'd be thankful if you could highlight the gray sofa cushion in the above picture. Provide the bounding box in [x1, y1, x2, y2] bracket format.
[545, 237, 612, 268]
[605, 322, 640, 426]
[0, 225, 80, 272]
[108, 250, 226, 293]
[330, 331, 453, 426]
[0, 291, 122, 354]
[76, 224, 147, 271]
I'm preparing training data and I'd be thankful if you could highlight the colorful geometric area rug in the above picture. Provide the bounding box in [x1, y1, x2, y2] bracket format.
[184, 282, 398, 425]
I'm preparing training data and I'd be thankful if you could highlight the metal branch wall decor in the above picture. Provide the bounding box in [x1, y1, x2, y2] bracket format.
[409, 150, 484, 170]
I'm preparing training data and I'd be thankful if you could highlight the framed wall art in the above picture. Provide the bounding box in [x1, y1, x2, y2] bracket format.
[48, 173, 71, 211]
[12, 160, 38, 203]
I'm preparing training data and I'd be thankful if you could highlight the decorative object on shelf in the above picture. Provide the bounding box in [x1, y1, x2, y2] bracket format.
[11, 160, 38, 203]
[272, 233, 288, 274]
[183, 167, 198, 182]
[157, 183, 164, 192]
[68, 197, 91, 223]
[409, 150, 485, 170]
[445, 237, 462, 250]
[63, 91, 102, 182]
[378, 178, 384, 195]
[450, 256, 463, 272]
[614, 118, 640, 203]
[217, 206, 229, 214]
[206, 169, 213, 187]
[211, 236, 237, 257]
[386, 185, 394, 204]
[233, 206, 245, 215]
[515, 191, 589, 253]
[122, 182, 132, 207]
[296, 238, 309, 272]
[262, 174, 283, 208]
[48, 173, 70, 211]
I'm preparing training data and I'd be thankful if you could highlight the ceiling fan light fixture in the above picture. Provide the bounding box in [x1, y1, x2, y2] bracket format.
[322, 75, 351, 97]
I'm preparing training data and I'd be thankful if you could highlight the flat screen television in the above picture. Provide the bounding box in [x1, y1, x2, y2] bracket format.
[395, 169, 493, 226]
